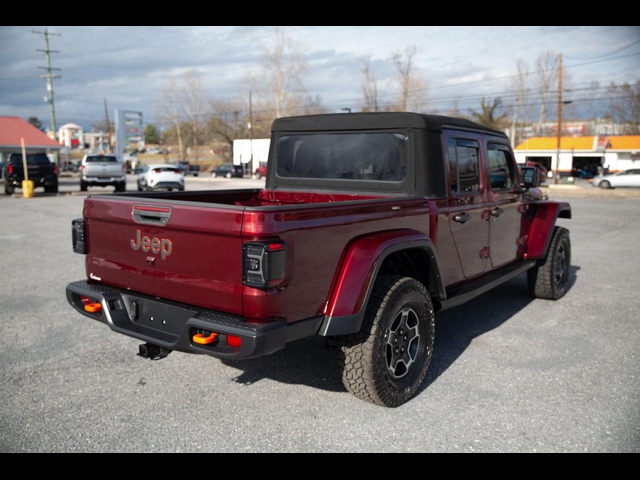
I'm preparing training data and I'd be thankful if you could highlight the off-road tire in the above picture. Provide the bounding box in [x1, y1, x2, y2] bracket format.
[336, 275, 435, 408]
[115, 182, 126, 193]
[5, 184, 14, 195]
[528, 227, 571, 300]
[80, 181, 88, 192]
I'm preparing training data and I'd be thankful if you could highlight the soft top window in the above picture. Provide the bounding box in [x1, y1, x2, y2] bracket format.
[276, 133, 407, 182]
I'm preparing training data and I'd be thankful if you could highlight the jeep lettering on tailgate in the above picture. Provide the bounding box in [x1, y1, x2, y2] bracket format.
[130, 230, 172, 259]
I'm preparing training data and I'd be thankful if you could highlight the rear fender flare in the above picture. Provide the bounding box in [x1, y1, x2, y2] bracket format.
[318, 230, 445, 337]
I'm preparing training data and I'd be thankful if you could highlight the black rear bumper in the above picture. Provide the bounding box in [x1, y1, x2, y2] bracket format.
[66, 280, 310, 360]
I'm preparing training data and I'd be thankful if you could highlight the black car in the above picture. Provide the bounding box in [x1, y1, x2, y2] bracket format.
[174, 162, 201, 177]
[211, 163, 243, 178]
[3, 152, 58, 195]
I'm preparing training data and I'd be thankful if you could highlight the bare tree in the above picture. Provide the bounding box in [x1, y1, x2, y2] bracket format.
[606, 80, 640, 134]
[469, 97, 509, 130]
[207, 97, 250, 159]
[532, 51, 573, 135]
[155, 76, 185, 161]
[533, 51, 558, 136]
[245, 27, 308, 121]
[301, 94, 326, 115]
[509, 59, 530, 143]
[359, 56, 383, 112]
[390, 46, 429, 112]
[181, 69, 208, 164]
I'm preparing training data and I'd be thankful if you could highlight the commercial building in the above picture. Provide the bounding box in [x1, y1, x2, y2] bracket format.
[58, 123, 84, 148]
[233, 139, 270, 176]
[514, 136, 640, 177]
[0, 116, 63, 163]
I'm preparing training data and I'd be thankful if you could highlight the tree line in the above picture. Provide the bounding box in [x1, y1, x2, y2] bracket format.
[150, 29, 640, 161]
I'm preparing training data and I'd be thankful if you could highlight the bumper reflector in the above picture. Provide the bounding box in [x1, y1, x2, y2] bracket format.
[227, 335, 242, 347]
[193, 333, 219, 345]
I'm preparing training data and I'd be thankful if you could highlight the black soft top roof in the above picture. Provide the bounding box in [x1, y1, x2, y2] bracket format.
[271, 112, 506, 137]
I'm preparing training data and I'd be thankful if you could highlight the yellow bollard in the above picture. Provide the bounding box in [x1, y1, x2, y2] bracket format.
[22, 180, 34, 199]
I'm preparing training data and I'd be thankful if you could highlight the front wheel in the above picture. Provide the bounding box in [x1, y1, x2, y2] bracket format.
[336, 275, 435, 408]
[599, 180, 612, 189]
[226, 172, 232, 179]
[528, 227, 571, 300]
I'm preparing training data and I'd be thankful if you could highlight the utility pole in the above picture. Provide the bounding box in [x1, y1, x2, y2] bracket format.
[32, 28, 61, 141]
[103, 97, 111, 153]
[555, 53, 563, 185]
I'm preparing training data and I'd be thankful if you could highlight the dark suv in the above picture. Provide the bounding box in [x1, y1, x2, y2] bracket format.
[3, 152, 58, 195]
[211, 163, 243, 178]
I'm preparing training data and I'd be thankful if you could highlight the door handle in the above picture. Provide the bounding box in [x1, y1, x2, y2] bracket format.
[453, 212, 472, 224]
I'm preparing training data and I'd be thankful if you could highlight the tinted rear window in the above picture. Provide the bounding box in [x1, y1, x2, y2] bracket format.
[152, 167, 179, 173]
[276, 133, 407, 182]
[9, 154, 51, 165]
[85, 155, 118, 163]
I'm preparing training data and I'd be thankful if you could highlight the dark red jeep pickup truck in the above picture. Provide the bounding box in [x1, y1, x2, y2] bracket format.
[66, 113, 571, 407]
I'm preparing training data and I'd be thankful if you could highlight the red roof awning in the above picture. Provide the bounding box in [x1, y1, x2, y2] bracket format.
[0, 116, 62, 149]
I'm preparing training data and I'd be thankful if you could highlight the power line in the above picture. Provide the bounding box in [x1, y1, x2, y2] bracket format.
[564, 39, 640, 60]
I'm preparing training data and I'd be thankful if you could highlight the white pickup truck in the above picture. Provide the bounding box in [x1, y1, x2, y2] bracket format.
[80, 154, 127, 192]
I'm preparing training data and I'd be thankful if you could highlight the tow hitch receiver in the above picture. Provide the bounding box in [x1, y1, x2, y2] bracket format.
[84, 303, 102, 313]
[193, 332, 219, 345]
[138, 343, 172, 361]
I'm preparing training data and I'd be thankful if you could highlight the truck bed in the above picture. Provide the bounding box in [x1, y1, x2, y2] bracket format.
[82, 188, 431, 323]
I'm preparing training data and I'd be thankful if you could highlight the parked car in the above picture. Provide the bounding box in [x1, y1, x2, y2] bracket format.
[137, 164, 184, 192]
[66, 112, 571, 408]
[254, 165, 267, 179]
[211, 163, 243, 178]
[3, 152, 58, 195]
[173, 162, 201, 177]
[80, 154, 126, 192]
[592, 169, 640, 189]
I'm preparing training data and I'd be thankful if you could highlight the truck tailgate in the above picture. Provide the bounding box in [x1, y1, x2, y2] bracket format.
[83, 197, 244, 315]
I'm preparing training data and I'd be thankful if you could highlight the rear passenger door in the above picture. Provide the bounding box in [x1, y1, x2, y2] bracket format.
[445, 131, 490, 279]
[486, 140, 521, 269]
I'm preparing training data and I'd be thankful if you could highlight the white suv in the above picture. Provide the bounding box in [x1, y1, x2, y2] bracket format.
[137, 165, 185, 192]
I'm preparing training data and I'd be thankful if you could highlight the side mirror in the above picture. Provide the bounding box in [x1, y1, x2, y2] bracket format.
[519, 166, 539, 190]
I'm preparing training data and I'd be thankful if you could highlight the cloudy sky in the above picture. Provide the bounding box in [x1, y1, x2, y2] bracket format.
[1, 26, 639, 131]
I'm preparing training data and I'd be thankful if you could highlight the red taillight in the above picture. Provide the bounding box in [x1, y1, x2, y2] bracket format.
[227, 335, 242, 347]
[122, 164, 126, 173]
[82, 165, 87, 174]
[53, 164, 59, 175]
[8, 165, 13, 175]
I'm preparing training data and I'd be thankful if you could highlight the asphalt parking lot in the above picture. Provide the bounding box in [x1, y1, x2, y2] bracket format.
[0, 184, 638, 452]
